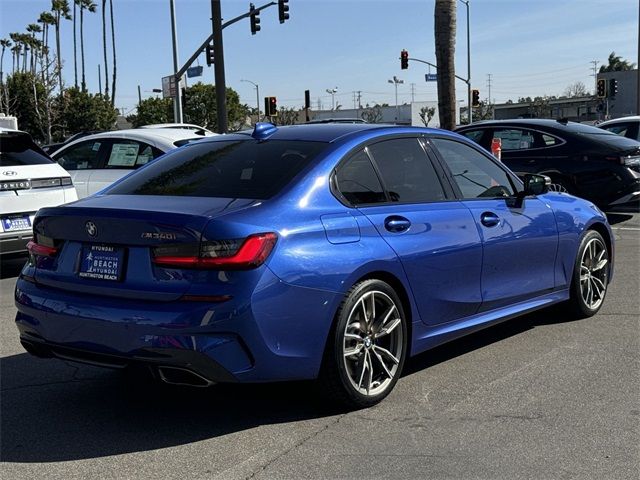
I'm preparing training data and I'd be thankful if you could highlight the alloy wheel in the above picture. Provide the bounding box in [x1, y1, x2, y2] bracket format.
[579, 237, 608, 310]
[342, 290, 403, 396]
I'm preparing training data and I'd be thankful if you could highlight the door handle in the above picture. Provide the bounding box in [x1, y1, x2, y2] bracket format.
[480, 212, 500, 227]
[384, 216, 411, 233]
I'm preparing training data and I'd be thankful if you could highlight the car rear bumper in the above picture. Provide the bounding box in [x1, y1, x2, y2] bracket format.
[0, 229, 33, 255]
[14, 267, 341, 383]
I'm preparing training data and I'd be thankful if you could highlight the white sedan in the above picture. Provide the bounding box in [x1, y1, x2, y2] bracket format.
[51, 128, 214, 199]
[598, 116, 640, 142]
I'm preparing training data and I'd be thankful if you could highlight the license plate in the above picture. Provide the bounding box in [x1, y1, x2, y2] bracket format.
[79, 245, 125, 281]
[2, 216, 31, 232]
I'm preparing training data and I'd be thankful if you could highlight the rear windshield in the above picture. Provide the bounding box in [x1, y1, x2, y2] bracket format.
[107, 139, 327, 199]
[0, 133, 53, 166]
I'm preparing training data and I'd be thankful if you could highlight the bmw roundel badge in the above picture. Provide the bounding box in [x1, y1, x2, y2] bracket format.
[85, 221, 98, 237]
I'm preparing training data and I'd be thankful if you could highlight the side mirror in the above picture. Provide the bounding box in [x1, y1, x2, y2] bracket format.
[523, 174, 551, 196]
[510, 174, 551, 208]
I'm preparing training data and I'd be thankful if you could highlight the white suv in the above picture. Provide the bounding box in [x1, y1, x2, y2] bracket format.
[0, 128, 78, 255]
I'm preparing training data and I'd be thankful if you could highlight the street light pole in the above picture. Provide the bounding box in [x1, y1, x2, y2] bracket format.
[326, 87, 337, 110]
[169, 0, 183, 123]
[388, 76, 404, 123]
[241, 79, 260, 123]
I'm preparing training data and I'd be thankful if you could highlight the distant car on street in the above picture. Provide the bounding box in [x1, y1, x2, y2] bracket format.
[42, 131, 102, 155]
[597, 116, 640, 142]
[306, 118, 367, 124]
[138, 123, 215, 135]
[456, 119, 640, 208]
[0, 128, 77, 255]
[50, 128, 213, 198]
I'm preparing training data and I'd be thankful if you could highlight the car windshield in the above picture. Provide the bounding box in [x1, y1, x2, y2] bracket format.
[107, 139, 327, 199]
[0, 133, 54, 166]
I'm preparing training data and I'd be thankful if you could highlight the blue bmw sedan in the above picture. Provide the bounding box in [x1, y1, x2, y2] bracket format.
[15, 123, 613, 407]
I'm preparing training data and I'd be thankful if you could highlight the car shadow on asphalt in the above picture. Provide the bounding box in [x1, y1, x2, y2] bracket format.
[0, 305, 580, 463]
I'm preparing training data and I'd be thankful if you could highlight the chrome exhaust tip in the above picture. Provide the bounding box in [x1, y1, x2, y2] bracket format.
[157, 366, 215, 387]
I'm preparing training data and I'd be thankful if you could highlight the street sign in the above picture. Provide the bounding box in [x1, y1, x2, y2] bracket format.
[162, 75, 177, 98]
[425, 74, 437, 82]
[187, 66, 203, 78]
[161, 75, 186, 98]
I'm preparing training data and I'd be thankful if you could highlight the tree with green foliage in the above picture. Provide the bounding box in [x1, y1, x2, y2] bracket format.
[5, 72, 48, 140]
[59, 86, 117, 135]
[126, 97, 173, 127]
[182, 82, 249, 131]
[599, 52, 636, 73]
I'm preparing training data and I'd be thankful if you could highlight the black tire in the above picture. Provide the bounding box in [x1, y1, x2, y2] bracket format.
[566, 230, 610, 318]
[319, 279, 408, 408]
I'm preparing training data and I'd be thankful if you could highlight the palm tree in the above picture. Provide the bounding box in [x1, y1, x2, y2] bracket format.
[9, 33, 22, 73]
[73, 0, 78, 87]
[434, 0, 456, 130]
[109, 0, 116, 106]
[101, 0, 108, 97]
[38, 12, 56, 83]
[0, 38, 11, 84]
[78, 0, 97, 92]
[51, 0, 72, 93]
[26, 24, 42, 74]
[599, 52, 637, 73]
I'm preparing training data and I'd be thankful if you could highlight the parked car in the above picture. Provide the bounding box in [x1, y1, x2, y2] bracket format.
[456, 119, 640, 208]
[138, 123, 215, 135]
[51, 128, 213, 198]
[0, 128, 77, 256]
[598, 116, 640, 141]
[42, 131, 102, 154]
[16, 123, 613, 407]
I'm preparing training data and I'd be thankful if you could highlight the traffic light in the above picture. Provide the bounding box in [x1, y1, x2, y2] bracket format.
[609, 78, 618, 98]
[278, 0, 289, 24]
[400, 50, 409, 70]
[472, 89, 480, 107]
[250, 3, 261, 35]
[265, 96, 277, 116]
[205, 43, 214, 66]
[596, 78, 606, 98]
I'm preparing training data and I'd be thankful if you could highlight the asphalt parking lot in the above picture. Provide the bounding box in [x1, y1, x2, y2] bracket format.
[1, 209, 638, 480]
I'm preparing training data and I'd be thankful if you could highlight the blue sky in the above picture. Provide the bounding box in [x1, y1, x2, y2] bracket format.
[0, 0, 637, 116]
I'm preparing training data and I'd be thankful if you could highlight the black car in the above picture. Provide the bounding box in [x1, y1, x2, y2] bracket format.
[456, 119, 640, 208]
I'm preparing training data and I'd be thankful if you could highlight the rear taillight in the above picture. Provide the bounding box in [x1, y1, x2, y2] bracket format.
[26, 240, 58, 257]
[152, 232, 277, 270]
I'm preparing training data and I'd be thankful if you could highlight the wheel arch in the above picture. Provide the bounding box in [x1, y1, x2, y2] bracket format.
[586, 221, 614, 282]
[352, 270, 414, 356]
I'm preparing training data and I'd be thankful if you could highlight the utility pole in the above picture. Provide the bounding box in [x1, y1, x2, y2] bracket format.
[590, 60, 599, 94]
[486, 73, 492, 105]
[410, 83, 416, 103]
[356, 91, 362, 109]
[170, 0, 183, 123]
[211, 0, 227, 133]
[137, 84, 142, 104]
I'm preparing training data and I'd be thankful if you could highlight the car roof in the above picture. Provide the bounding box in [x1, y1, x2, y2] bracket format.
[85, 128, 209, 142]
[599, 116, 640, 126]
[0, 127, 28, 135]
[227, 123, 446, 143]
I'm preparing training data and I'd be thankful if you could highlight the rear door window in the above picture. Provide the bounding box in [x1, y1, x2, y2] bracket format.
[107, 139, 326, 199]
[105, 140, 162, 168]
[367, 138, 446, 203]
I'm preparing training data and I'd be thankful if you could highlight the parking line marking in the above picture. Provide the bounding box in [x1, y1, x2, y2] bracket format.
[611, 227, 640, 231]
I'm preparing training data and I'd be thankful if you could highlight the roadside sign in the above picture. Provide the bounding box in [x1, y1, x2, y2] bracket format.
[425, 74, 437, 82]
[162, 75, 177, 98]
[161, 75, 186, 98]
[187, 66, 203, 78]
